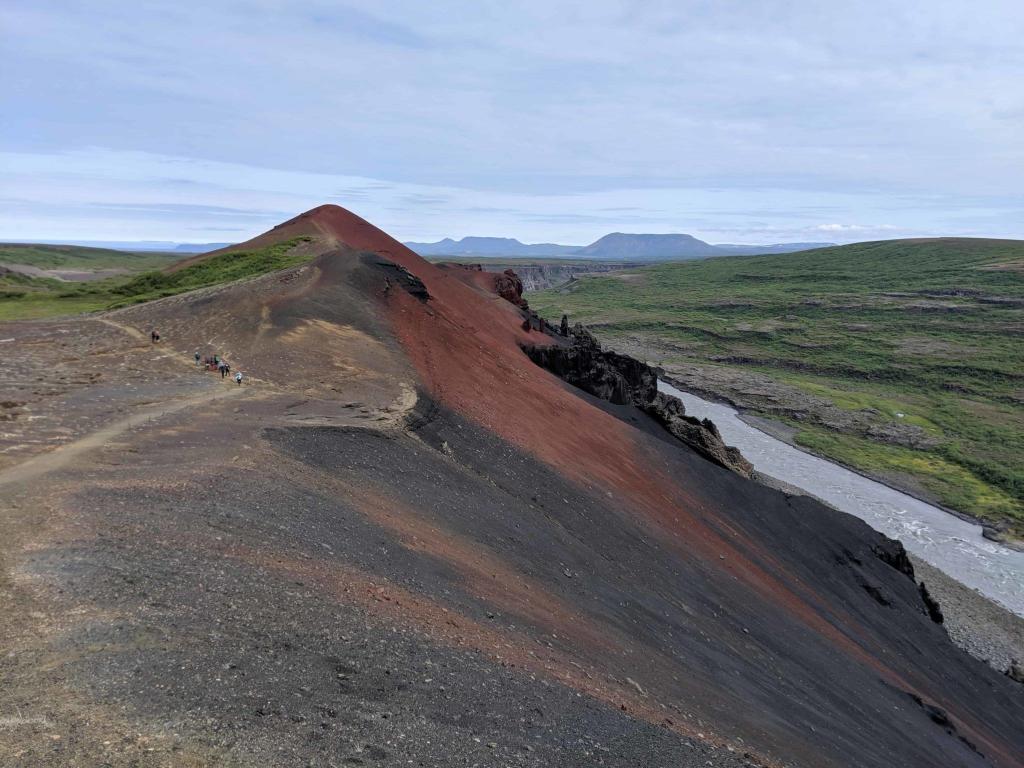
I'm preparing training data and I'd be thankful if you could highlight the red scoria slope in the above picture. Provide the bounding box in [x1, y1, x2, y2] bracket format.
[193, 205, 1022, 767]
[8, 204, 1017, 767]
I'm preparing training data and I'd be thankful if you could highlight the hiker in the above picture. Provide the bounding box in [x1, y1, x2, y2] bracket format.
[194, 351, 201, 366]
[219, 360, 227, 378]
[151, 329, 160, 343]
[235, 371, 243, 386]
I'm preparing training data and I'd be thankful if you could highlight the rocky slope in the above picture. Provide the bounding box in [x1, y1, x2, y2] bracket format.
[522, 324, 753, 476]
[481, 261, 634, 291]
[1, 205, 1022, 768]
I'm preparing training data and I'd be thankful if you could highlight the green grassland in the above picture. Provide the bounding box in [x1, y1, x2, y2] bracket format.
[0, 238, 312, 321]
[530, 238, 1024, 539]
[0, 243, 184, 271]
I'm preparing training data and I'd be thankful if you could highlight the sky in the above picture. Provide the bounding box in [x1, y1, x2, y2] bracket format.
[2, 0, 1023, 245]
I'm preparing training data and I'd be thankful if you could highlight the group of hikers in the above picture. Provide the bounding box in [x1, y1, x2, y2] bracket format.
[194, 351, 244, 385]
[149, 329, 244, 384]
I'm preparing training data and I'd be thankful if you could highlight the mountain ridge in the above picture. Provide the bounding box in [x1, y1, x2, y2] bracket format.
[406, 233, 833, 260]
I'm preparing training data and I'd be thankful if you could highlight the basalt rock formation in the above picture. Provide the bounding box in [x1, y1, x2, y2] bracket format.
[646, 390, 754, 477]
[2, 205, 1023, 768]
[481, 261, 635, 291]
[523, 323, 753, 476]
[493, 268, 528, 308]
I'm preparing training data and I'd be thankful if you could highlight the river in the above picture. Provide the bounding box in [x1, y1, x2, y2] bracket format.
[659, 381, 1024, 617]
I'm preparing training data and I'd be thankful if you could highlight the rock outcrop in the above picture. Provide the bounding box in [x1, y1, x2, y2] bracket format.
[375, 257, 431, 302]
[645, 391, 754, 477]
[524, 324, 753, 477]
[493, 268, 528, 308]
[471, 262, 634, 291]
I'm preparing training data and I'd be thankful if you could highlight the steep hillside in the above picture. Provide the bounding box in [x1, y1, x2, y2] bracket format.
[531, 238, 1024, 541]
[1, 209, 1022, 768]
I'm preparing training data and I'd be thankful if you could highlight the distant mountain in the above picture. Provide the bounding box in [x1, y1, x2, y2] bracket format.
[574, 233, 721, 260]
[713, 242, 834, 256]
[406, 234, 834, 261]
[404, 236, 578, 258]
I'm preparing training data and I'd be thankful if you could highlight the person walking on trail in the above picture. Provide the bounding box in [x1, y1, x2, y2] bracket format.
[234, 371, 243, 386]
[151, 329, 160, 343]
[194, 351, 201, 366]
[218, 360, 228, 378]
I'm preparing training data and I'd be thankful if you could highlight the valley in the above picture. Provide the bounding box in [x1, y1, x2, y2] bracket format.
[530, 238, 1024, 545]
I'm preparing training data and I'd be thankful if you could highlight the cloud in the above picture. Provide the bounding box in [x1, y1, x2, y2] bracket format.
[815, 223, 901, 233]
[2, 148, 1022, 244]
[1, 1, 1023, 241]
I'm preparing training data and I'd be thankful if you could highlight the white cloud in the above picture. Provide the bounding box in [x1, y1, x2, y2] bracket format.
[1, 2, 1023, 240]
[2, 148, 1021, 244]
[815, 224, 901, 233]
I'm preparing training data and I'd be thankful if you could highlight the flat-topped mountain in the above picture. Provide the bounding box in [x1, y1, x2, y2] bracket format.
[406, 232, 832, 260]
[574, 231, 721, 259]
[404, 235, 578, 258]
[1, 205, 1020, 768]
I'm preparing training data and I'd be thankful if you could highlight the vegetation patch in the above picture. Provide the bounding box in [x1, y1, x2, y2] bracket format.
[531, 238, 1024, 538]
[0, 238, 313, 321]
[0, 243, 183, 271]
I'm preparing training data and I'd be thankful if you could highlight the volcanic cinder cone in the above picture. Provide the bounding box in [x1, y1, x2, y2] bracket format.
[2, 205, 1021, 768]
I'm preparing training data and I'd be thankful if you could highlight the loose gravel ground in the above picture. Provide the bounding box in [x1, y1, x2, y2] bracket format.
[910, 556, 1024, 679]
[754, 470, 1024, 680]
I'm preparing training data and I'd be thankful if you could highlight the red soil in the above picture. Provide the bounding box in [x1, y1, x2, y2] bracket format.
[210, 206, 1011, 763]
[261, 210, 872, 619]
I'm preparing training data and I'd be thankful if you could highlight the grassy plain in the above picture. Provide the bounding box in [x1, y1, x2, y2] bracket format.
[530, 238, 1024, 539]
[0, 238, 311, 321]
[0, 243, 183, 271]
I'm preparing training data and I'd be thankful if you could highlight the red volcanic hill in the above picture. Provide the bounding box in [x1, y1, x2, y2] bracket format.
[10, 205, 1022, 767]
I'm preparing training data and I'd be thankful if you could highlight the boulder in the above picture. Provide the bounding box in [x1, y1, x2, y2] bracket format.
[494, 269, 528, 309]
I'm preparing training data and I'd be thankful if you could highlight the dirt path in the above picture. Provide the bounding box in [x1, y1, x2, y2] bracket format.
[93, 316, 148, 341]
[0, 386, 244, 491]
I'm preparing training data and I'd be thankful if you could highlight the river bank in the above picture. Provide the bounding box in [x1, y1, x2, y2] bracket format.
[658, 381, 1024, 620]
[580, 327, 1023, 547]
[910, 556, 1024, 678]
[655, 363, 1024, 551]
[660, 379, 1024, 676]
[751, 466, 1024, 676]
[740, 411, 1024, 553]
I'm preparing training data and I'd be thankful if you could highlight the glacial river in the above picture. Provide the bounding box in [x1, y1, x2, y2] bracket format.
[659, 381, 1024, 617]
